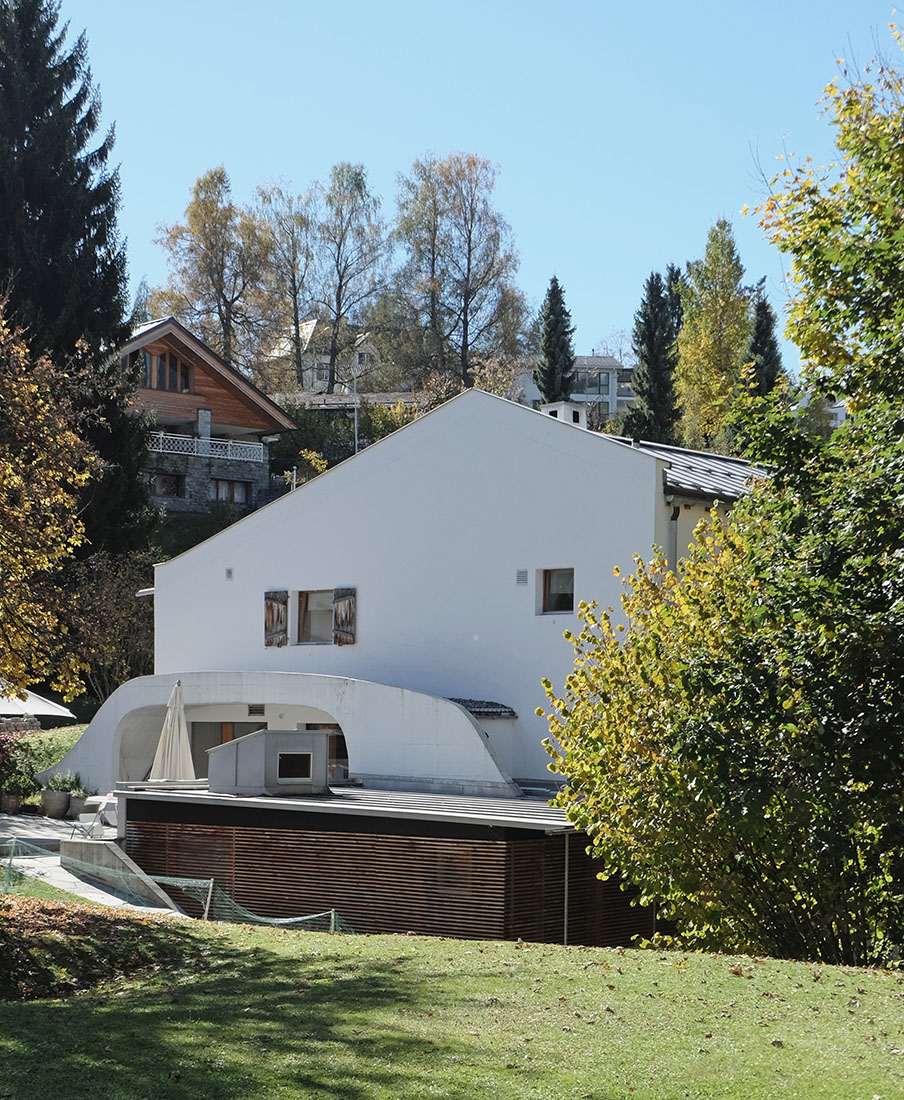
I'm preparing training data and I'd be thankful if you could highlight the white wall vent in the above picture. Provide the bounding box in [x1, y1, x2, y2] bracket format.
[515, 569, 528, 585]
[248, 703, 265, 717]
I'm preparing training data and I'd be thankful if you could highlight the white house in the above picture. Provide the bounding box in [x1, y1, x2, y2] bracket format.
[518, 355, 636, 418]
[59, 389, 757, 797]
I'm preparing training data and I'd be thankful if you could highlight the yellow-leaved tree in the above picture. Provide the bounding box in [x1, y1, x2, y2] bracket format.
[0, 305, 94, 697]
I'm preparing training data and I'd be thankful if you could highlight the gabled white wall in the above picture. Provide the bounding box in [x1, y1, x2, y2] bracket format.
[153, 390, 662, 782]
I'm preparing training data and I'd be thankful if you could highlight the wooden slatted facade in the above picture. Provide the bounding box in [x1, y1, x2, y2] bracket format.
[123, 796, 655, 946]
[134, 335, 280, 433]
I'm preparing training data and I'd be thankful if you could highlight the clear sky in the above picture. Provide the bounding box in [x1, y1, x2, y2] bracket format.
[60, 0, 897, 371]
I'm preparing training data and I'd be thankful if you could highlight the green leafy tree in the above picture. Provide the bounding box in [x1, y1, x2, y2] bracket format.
[676, 219, 751, 449]
[62, 550, 154, 703]
[0, 0, 153, 556]
[745, 280, 785, 397]
[622, 270, 681, 443]
[758, 45, 904, 405]
[541, 44, 904, 966]
[533, 276, 575, 403]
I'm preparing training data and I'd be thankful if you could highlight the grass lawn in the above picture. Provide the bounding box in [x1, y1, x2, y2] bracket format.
[1, 866, 97, 905]
[1, 901, 903, 1099]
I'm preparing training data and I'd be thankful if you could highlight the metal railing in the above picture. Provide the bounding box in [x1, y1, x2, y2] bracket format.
[148, 432, 265, 463]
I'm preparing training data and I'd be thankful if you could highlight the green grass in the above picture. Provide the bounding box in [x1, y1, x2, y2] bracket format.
[1, 866, 97, 905]
[2, 912, 904, 1099]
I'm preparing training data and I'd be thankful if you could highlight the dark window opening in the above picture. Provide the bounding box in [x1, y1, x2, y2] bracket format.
[542, 568, 574, 613]
[278, 752, 312, 781]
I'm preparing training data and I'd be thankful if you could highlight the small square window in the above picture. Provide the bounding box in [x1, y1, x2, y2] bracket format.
[541, 568, 574, 614]
[277, 752, 312, 781]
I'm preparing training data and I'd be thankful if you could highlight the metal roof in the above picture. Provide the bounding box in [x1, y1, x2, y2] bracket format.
[449, 698, 518, 719]
[120, 785, 573, 832]
[607, 436, 764, 502]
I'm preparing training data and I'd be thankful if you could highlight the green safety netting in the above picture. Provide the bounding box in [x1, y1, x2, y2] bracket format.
[0, 838, 354, 933]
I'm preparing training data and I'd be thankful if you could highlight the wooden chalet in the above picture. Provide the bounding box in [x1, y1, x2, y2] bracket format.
[122, 318, 296, 513]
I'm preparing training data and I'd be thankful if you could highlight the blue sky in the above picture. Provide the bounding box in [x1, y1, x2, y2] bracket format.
[62, 0, 897, 371]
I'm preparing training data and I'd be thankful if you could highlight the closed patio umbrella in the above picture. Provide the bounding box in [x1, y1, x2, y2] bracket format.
[0, 685, 75, 719]
[148, 680, 195, 782]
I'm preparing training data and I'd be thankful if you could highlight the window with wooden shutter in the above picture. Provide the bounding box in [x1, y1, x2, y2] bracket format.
[332, 587, 356, 645]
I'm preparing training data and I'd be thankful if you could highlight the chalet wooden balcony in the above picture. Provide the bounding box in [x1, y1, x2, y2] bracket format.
[148, 432, 265, 464]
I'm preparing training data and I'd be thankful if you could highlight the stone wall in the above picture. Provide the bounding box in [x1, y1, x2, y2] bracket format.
[146, 449, 270, 515]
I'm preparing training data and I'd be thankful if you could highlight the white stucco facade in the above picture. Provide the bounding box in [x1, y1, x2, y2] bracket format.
[60, 390, 739, 795]
[151, 390, 677, 783]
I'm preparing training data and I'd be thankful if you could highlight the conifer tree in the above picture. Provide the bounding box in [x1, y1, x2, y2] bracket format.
[0, 0, 128, 361]
[622, 270, 681, 444]
[745, 281, 785, 396]
[0, 0, 153, 555]
[534, 276, 575, 403]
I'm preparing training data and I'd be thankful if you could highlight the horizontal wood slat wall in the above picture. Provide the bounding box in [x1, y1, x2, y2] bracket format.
[127, 822, 508, 939]
[126, 819, 657, 946]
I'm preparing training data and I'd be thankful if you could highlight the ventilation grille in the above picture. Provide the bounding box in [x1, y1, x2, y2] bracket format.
[515, 569, 528, 585]
[247, 704, 265, 717]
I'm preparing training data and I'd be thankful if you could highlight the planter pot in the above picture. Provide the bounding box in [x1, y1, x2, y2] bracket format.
[41, 789, 70, 819]
[1, 793, 22, 814]
[67, 796, 87, 819]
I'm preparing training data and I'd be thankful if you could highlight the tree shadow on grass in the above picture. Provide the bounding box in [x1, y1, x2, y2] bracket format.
[0, 931, 491, 1100]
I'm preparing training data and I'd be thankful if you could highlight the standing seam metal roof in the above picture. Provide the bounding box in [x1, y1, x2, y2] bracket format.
[605, 436, 764, 501]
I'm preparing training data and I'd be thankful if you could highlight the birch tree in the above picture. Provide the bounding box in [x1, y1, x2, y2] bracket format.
[313, 163, 388, 393]
[396, 152, 521, 385]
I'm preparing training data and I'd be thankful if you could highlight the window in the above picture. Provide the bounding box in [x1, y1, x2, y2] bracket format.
[298, 590, 333, 644]
[573, 371, 610, 396]
[210, 479, 250, 505]
[264, 587, 357, 648]
[131, 347, 192, 393]
[541, 568, 574, 614]
[147, 472, 185, 498]
[277, 752, 312, 782]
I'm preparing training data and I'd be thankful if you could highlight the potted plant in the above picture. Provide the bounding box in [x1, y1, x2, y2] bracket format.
[41, 770, 83, 819]
[67, 783, 92, 818]
[1, 775, 26, 814]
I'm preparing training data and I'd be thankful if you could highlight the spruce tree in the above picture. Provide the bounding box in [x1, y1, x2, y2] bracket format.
[534, 275, 575, 403]
[0, 0, 128, 360]
[623, 270, 681, 444]
[745, 282, 784, 397]
[0, 0, 153, 554]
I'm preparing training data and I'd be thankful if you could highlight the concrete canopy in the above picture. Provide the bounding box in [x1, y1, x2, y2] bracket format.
[51, 670, 519, 798]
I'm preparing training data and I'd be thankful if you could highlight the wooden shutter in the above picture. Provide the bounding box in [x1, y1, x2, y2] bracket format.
[264, 590, 288, 647]
[332, 587, 356, 645]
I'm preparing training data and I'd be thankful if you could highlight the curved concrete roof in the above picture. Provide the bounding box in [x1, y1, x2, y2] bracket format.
[52, 671, 519, 798]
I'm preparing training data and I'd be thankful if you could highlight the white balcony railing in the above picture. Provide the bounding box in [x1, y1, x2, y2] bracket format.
[148, 432, 265, 463]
